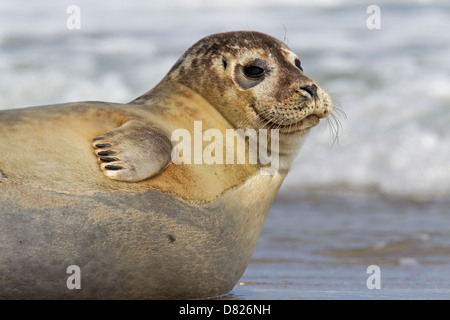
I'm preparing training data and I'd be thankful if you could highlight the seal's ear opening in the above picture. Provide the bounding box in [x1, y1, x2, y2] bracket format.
[222, 57, 228, 70]
[233, 59, 268, 90]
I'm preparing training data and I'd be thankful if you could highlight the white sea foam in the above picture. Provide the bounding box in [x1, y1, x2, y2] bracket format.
[0, 0, 449, 200]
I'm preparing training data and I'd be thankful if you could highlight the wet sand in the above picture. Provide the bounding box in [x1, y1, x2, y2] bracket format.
[224, 191, 450, 299]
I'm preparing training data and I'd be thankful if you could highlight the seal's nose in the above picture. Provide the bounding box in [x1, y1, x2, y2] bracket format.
[300, 84, 318, 99]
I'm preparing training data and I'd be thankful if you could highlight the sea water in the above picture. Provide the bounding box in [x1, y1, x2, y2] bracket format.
[0, 0, 449, 299]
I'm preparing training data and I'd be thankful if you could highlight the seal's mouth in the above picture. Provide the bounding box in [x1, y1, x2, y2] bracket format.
[249, 99, 326, 135]
[258, 113, 321, 135]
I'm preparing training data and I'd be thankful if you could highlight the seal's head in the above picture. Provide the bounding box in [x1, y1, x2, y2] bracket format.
[166, 31, 333, 138]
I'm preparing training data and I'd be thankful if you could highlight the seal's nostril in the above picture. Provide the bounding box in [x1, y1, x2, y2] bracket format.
[301, 84, 318, 99]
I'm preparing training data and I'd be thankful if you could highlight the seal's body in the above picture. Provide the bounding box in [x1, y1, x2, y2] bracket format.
[0, 31, 332, 299]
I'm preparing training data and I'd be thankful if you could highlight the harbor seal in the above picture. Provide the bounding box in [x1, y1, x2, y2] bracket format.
[0, 31, 333, 299]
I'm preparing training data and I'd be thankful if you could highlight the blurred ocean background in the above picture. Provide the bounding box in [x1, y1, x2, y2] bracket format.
[1, 0, 449, 299]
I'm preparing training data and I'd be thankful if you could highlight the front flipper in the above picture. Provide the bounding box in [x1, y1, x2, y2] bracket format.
[92, 120, 172, 182]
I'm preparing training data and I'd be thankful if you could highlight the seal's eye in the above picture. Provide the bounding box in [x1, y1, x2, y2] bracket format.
[243, 66, 265, 79]
[234, 59, 267, 89]
[294, 58, 303, 72]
